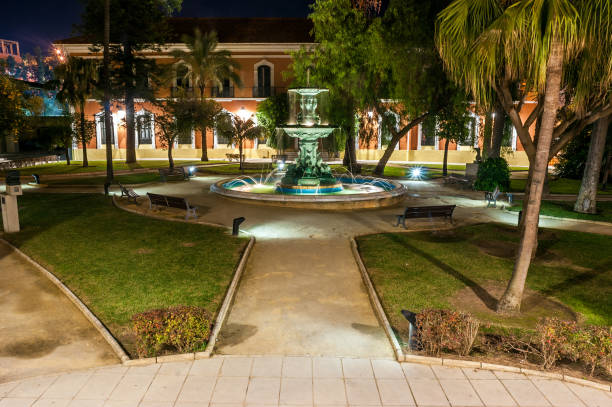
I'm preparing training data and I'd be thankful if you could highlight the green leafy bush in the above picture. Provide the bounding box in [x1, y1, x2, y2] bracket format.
[474, 157, 511, 192]
[416, 309, 480, 357]
[132, 306, 211, 357]
[568, 325, 612, 376]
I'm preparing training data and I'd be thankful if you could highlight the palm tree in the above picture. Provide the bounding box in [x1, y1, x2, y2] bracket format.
[172, 29, 242, 162]
[436, 0, 610, 314]
[54, 56, 98, 167]
[216, 112, 266, 172]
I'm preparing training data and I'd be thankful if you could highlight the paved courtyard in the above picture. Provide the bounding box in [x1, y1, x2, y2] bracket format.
[1, 356, 611, 407]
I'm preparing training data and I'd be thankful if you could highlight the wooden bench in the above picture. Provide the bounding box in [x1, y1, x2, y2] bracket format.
[158, 167, 188, 182]
[395, 205, 456, 228]
[147, 192, 198, 220]
[484, 186, 513, 208]
[226, 153, 244, 162]
[118, 182, 140, 204]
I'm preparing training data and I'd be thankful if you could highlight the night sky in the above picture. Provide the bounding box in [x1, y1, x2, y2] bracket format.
[2, 0, 314, 56]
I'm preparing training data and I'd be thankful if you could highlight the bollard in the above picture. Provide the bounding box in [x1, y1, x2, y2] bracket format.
[104, 182, 111, 196]
[232, 217, 245, 236]
[32, 174, 40, 184]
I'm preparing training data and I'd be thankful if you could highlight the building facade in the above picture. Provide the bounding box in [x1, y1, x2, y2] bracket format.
[0, 39, 21, 62]
[55, 18, 533, 166]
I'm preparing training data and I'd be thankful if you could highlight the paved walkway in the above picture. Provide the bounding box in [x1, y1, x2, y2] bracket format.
[0, 241, 118, 383]
[216, 239, 393, 357]
[1, 356, 610, 407]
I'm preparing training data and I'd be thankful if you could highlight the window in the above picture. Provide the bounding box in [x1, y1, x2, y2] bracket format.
[137, 114, 152, 144]
[380, 111, 399, 148]
[256, 65, 271, 97]
[215, 127, 231, 146]
[176, 65, 190, 89]
[99, 115, 115, 145]
[420, 117, 437, 147]
[177, 127, 192, 145]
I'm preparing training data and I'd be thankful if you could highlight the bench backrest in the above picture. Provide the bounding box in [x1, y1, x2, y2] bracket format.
[158, 167, 185, 176]
[165, 195, 189, 210]
[403, 205, 456, 218]
[147, 193, 188, 209]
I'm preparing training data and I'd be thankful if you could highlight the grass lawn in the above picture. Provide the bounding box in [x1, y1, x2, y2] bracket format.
[1, 160, 224, 177]
[357, 224, 612, 345]
[507, 200, 612, 223]
[44, 172, 162, 186]
[197, 163, 273, 175]
[1, 193, 247, 356]
[510, 177, 612, 195]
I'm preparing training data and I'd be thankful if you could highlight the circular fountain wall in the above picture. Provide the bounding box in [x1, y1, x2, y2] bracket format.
[211, 175, 407, 210]
[211, 86, 407, 209]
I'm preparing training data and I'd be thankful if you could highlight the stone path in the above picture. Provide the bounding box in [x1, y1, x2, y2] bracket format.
[216, 239, 393, 357]
[1, 357, 610, 407]
[0, 241, 118, 383]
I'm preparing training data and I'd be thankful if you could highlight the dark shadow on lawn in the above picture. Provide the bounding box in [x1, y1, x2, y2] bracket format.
[388, 233, 499, 311]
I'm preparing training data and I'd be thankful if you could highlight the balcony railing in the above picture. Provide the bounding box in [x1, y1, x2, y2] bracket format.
[211, 87, 235, 98]
[170, 86, 195, 98]
[252, 86, 287, 98]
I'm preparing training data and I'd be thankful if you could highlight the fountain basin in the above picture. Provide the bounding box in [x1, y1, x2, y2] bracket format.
[211, 176, 408, 210]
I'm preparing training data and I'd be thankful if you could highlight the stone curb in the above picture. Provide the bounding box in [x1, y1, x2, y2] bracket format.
[119, 235, 256, 366]
[204, 235, 255, 356]
[0, 239, 130, 364]
[349, 237, 403, 361]
[502, 208, 612, 227]
[349, 236, 611, 393]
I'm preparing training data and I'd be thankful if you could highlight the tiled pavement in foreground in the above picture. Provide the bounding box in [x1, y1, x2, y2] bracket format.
[0, 356, 610, 407]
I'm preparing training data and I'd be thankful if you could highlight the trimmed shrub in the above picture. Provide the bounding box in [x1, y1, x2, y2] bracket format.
[501, 318, 576, 370]
[133, 306, 211, 358]
[569, 325, 612, 376]
[416, 309, 480, 357]
[474, 157, 511, 192]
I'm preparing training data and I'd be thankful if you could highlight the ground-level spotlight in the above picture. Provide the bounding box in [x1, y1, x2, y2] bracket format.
[409, 166, 424, 180]
[232, 217, 245, 236]
[277, 160, 285, 171]
[188, 166, 197, 176]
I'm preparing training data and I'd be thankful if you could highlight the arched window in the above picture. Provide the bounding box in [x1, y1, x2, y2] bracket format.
[136, 113, 153, 145]
[256, 65, 271, 97]
[96, 113, 115, 146]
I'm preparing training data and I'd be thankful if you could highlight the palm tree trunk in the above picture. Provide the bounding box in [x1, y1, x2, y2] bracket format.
[199, 87, 209, 162]
[490, 103, 505, 158]
[239, 140, 244, 174]
[574, 115, 610, 213]
[168, 142, 174, 169]
[125, 44, 137, 164]
[103, 0, 113, 182]
[343, 131, 359, 173]
[602, 148, 612, 190]
[80, 103, 88, 167]
[497, 37, 564, 314]
[442, 138, 450, 176]
[482, 112, 493, 160]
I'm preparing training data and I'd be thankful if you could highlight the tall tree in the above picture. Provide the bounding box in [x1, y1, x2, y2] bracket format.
[0, 74, 28, 152]
[54, 57, 98, 167]
[103, 0, 113, 182]
[437, 0, 612, 313]
[79, 0, 182, 164]
[171, 29, 241, 161]
[574, 116, 611, 213]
